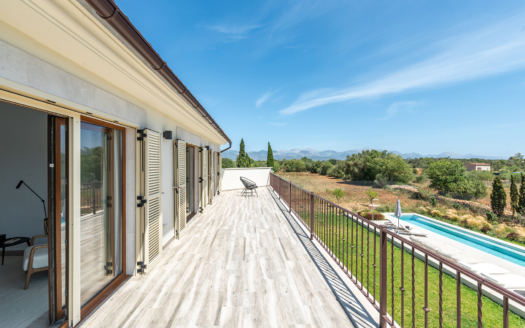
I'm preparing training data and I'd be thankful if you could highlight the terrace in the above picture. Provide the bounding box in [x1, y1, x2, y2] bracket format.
[80, 173, 525, 328]
[80, 187, 377, 327]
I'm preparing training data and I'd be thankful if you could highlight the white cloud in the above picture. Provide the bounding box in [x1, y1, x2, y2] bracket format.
[280, 14, 525, 115]
[378, 101, 420, 120]
[208, 24, 262, 41]
[256, 89, 281, 108]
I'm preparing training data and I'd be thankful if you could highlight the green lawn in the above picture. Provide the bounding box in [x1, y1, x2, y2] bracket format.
[294, 207, 525, 328]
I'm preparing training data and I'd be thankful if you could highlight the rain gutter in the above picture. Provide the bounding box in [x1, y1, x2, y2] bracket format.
[85, 0, 232, 152]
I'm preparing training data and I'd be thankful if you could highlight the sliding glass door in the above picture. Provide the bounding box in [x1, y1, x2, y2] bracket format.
[80, 119, 123, 306]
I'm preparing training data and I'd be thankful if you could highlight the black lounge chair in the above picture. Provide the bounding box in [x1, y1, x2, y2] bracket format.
[240, 176, 258, 197]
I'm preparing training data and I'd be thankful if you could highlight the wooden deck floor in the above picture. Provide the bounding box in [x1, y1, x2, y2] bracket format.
[81, 188, 355, 328]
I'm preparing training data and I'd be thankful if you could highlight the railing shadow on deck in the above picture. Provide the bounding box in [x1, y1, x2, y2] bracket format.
[268, 187, 378, 328]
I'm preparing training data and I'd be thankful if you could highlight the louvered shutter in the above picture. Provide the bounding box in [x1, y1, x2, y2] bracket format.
[213, 151, 218, 196]
[174, 140, 187, 239]
[208, 149, 214, 204]
[218, 152, 223, 194]
[201, 148, 208, 209]
[198, 149, 203, 212]
[143, 129, 162, 274]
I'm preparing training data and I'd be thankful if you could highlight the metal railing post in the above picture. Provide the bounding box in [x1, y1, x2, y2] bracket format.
[379, 227, 388, 328]
[310, 192, 314, 239]
[289, 181, 292, 213]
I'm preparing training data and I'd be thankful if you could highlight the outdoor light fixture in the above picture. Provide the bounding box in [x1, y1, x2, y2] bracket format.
[163, 131, 173, 139]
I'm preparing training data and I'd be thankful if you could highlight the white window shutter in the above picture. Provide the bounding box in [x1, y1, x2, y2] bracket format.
[174, 140, 187, 239]
[142, 129, 162, 274]
[218, 152, 223, 194]
[201, 148, 208, 209]
[208, 149, 214, 205]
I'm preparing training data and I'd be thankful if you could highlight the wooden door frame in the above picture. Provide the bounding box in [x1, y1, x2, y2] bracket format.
[79, 116, 128, 320]
[47, 115, 69, 323]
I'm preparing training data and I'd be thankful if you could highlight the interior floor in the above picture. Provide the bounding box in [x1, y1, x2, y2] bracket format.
[0, 255, 48, 328]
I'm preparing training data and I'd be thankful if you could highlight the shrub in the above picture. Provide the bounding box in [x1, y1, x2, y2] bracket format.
[486, 211, 498, 223]
[429, 196, 437, 207]
[358, 211, 385, 221]
[222, 158, 235, 168]
[456, 177, 488, 199]
[506, 232, 521, 241]
[415, 173, 428, 183]
[430, 209, 443, 218]
[320, 162, 333, 175]
[273, 161, 281, 172]
[374, 173, 388, 188]
[452, 203, 461, 211]
[447, 214, 460, 222]
[478, 170, 495, 181]
[328, 163, 346, 179]
[495, 224, 514, 238]
[416, 206, 428, 214]
[481, 226, 491, 234]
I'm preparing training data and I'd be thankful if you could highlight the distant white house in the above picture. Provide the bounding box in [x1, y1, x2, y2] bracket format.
[465, 163, 491, 171]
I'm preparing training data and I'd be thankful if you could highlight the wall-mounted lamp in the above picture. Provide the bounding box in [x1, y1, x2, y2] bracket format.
[163, 131, 173, 139]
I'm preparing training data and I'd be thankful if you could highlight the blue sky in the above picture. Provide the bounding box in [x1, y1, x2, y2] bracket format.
[118, 0, 525, 158]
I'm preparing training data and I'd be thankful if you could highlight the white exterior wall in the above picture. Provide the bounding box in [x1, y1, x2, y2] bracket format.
[476, 166, 490, 171]
[221, 168, 272, 191]
[0, 3, 228, 325]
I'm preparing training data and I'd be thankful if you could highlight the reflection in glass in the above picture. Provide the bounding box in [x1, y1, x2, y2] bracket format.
[60, 125, 66, 308]
[186, 146, 194, 220]
[80, 122, 122, 306]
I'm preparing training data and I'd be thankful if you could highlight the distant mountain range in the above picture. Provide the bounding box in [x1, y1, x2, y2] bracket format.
[222, 148, 504, 161]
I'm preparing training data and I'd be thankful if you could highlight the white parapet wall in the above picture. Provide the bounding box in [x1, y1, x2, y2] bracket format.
[221, 167, 272, 191]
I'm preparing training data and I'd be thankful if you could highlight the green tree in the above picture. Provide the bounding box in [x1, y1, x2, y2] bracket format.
[266, 142, 274, 168]
[366, 188, 378, 205]
[426, 160, 465, 192]
[273, 160, 281, 173]
[490, 176, 507, 217]
[222, 158, 235, 168]
[245, 153, 253, 167]
[456, 177, 487, 199]
[320, 162, 333, 175]
[332, 188, 345, 205]
[519, 173, 525, 214]
[510, 174, 519, 219]
[236, 139, 247, 168]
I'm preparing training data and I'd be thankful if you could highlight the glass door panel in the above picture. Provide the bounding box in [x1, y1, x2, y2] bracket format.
[80, 122, 122, 306]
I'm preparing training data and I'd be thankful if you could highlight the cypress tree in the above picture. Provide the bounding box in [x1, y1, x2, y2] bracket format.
[490, 176, 507, 217]
[236, 139, 246, 168]
[267, 142, 274, 168]
[519, 173, 525, 214]
[510, 174, 519, 220]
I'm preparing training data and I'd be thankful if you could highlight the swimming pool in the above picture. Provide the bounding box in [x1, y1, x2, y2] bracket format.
[391, 213, 525, 268]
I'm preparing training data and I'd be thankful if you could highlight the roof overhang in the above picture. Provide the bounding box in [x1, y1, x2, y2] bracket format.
[0, 0, 230, 147]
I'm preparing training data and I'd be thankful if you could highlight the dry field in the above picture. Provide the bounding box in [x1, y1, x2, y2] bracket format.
[276, 171, 426, 213]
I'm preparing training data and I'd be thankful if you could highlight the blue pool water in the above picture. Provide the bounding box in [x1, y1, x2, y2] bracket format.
[397, 214, 525, 268]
